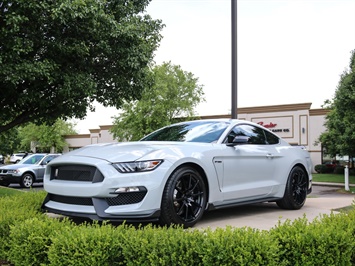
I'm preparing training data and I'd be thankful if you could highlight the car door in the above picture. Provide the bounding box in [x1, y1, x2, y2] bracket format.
[215, 124, 278, 202]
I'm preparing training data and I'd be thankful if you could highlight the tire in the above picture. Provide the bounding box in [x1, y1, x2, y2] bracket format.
[20, 173, 34, 188]
[277, 166, 308, 210]
[160, 166, 207, 228]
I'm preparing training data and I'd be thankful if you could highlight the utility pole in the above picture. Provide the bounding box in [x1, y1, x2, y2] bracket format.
[231, 0, 238, 119]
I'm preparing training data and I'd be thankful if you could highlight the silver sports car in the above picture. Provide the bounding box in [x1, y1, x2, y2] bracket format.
[42, 119, 312, 227]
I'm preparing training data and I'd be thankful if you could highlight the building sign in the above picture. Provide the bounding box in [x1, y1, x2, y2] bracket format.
[252, 116, 293, 138]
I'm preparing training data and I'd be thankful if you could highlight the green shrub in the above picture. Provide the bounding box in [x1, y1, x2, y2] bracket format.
[314, 164, 333, 173]
[0, 191, 46, 259]
[2, 190, 355, 265]
[334, 165, 345, 174]
[7, 216, 73, 266]
[314, 164, 326, 173]
[120, 225, 204, 265]
[47, 223, 279, 266]
[48, 222, 127, 266]
[270, 213, 354, 265]
[196, 226, 279, 265]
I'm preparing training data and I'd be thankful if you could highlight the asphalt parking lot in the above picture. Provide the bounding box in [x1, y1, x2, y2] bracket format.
[8, 183, 355, 230]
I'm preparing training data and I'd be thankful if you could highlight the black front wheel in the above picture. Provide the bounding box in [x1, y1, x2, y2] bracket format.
[277, 166, 308, 210]
[160, 166, 207, 228]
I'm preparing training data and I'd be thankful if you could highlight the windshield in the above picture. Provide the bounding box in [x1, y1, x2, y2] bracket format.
[19, 154, 45, 165]
[141, 121, 230, 143]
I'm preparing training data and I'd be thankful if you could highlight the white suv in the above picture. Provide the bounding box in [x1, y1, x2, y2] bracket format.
[9, 153, 27, 164]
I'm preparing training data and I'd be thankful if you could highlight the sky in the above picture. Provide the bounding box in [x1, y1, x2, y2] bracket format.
[74, 0, 355, 133]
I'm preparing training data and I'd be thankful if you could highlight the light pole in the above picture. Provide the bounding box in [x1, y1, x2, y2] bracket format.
[231, 0, 238, 119]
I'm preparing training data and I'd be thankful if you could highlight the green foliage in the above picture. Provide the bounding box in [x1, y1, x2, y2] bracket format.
[111, 62, 205, 141]
[0, 187, 23, 197]
[18, 119, 77, 152]
[334, 165, 345, 174]
[270, 214, 355, 265]
[0, 0, 163, 134]
[8, 217, 73, 266]
[0, 127, 21, 156]
[312, 173, 355, 183]
[0, 190, 46, 259]
[314, 164, 331, 173]
[3, 190, 355, 265]
[196, 227, 279, 265]
[119, 225, 204, 265]
[318, 50, 355, 158]
[48, 222, 128, 266]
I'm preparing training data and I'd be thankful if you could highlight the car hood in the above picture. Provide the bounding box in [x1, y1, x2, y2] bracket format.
[58, 141, 214, 163]
[0, 163, 35, 170]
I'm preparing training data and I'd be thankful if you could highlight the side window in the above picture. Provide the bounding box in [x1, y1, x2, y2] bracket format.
[42, 155, 57, 165]
[225, 124, 267, 145]
[264, 130, 280, 144]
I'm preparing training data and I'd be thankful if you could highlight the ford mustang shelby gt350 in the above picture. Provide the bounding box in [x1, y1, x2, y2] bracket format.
[42, 119, 312, 227]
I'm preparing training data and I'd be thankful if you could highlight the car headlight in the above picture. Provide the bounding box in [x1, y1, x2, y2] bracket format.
[112, 160, 163, 173]
[7, 169, 19, 174]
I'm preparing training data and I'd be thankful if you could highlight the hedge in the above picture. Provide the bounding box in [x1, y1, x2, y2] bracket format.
[0, 190, 47, 260]
[1, 191, 355, 265]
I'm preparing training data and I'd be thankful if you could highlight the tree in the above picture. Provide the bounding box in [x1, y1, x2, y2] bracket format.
[0, 0, 163, 133]
[318, 50, 355, 161]
[110, 62, 205, 141]
[0, 128, 21, 156]
[18, 119, 77, 153]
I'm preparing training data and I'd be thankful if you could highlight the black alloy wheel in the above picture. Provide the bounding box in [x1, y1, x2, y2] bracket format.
[277, 166, 308, 210]
[160, 166, 207, 228]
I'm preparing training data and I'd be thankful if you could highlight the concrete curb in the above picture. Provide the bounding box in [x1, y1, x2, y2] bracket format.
[313, 182, 355, 188]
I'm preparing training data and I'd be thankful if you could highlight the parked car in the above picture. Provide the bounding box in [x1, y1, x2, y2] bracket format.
[0, 153, 61, 187]
[9, 153, 27, 163]
[42, 119, 313, 228]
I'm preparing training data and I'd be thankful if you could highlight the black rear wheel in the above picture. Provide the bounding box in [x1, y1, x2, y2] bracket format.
[277, 166, 308, 210]
[160, 166, 207, 228]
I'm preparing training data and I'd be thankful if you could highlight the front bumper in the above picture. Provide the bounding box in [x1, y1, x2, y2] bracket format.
[42, 158, 173, 222]
[0, 174, 21, 183]
[42, 193, 161, 222]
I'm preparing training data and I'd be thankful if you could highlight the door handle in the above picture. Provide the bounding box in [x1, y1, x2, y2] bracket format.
[266, 154, 273, 159]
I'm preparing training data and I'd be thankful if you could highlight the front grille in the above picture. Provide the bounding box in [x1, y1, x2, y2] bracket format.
[0, 169, 8, 174]
[106, 191, 147, 206]
[50, 165, 104, 183]
[48, 191, 147, 207]
[48, 193, 93, 206]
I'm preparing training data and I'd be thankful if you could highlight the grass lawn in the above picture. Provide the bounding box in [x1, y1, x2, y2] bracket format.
[312, 173, 355, 184]
[0, 186, 24, 197]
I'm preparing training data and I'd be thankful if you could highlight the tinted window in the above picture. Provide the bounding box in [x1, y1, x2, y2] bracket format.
[21, 154, 45, 164]
[264, 130, 280, 144]
[225, 124, 267, 145]
[141, 121, 229, 143]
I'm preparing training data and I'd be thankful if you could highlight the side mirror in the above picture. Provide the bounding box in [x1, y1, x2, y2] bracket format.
[226, 136, 249, 147]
